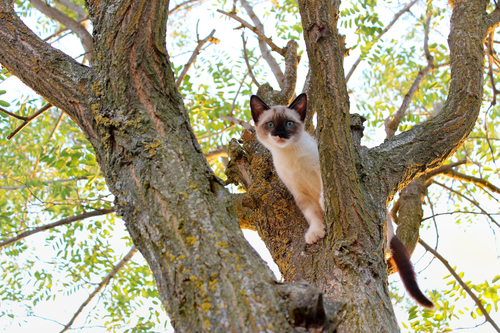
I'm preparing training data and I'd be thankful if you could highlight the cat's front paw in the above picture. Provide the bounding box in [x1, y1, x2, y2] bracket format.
[305, 226, 326, 244]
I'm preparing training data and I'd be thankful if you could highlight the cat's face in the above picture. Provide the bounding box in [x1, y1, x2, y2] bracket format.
[250, 94, 308, 149]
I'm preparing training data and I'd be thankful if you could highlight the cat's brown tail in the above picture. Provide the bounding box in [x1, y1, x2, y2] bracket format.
[389, 236, 435, 309]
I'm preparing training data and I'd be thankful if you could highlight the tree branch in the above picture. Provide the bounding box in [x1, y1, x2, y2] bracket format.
[30, 0, 93, 62]
[204, 146, 228, 163]
[46, 111, 65, 142]
[432, 180, 500, 228]
[59, 246, 138, 333]
[175, 29, 216, 88]
[0, 103, 54, 140]
[239, 0, 285, 88]
[371, 1, 492, 200]
[216, 9, 285, 58]
[440, 170, 500, 194]
[424, 158, 468, 178]
[197, 124, 236, 141]
[0, 2, 92, 126]
[421, 210, 500, 221]
[43, 17, 90, 43]
[168, 0, 202, 15]
[224, 115, 253, 129]
[419, 239, 500, 333]
[242, 33, 261, 87]
[216, 9, 285, 56]
[54, 0, 86, 21]
[254, 40, 299, 106]
[345, 0, 420, 83]
[0, 176, 89, 190]
[384, 3, 436, 139]
[484, 6, 500, 36]
[0, 208, 115, 249]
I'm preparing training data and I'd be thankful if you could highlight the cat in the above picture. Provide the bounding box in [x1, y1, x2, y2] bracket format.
[250, 93, 326, 244]
[250, 93, 434, 308]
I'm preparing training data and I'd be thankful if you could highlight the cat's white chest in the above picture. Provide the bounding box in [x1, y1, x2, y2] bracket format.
[270, 133, 321, 193]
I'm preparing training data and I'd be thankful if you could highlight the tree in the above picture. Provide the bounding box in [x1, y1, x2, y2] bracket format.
[0, 0, 499, 332]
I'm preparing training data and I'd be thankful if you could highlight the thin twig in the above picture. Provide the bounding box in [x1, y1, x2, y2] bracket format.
[417, 194, 438, 272]
[468, 136, 500, 141]
[169, 0, 202, 15]
[47, 111, 65, 142]
[224, 115, 252, 130]
[59, 246, 138, 333]
[229, 55, 262, 115]
[441, 170, 500, 195]
[217, 9, 285, 57]
[384, 2, 443, 138]
[0, 176, 88, 190]
[422, 211, 500, 221]
[433, 180, 500, 228]
[419, 239, 500, 333]
[30, 0, 93, 62]
[1, 103, 53, 140]
[240, 0, 285, 87]
[423, 1, 433, 63]
[0, 106, 29, 120]
[345, 0, 420, 83]
[197, 124, 236, 141]
[242, 33, 261, 87]
[0, 208, 115, 249]
[175, 29, 216, 88]
[44, 26, 71, 42]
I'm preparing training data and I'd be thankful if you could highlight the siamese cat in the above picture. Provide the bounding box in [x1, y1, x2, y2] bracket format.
[250, 93, 325, 244]
[250, 93, 434, 308]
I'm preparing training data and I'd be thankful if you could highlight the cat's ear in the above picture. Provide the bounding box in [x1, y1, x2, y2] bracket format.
[288, 93, 307, 121]
[250, 95, 270, 124]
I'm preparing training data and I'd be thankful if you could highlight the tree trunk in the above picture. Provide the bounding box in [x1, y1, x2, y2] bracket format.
[0, 0, 498, 332]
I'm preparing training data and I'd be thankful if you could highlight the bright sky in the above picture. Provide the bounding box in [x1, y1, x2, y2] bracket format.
[1, 1, 499, 333]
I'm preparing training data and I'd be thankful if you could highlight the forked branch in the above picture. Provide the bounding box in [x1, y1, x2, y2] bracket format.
[372, 1, 492, 195]
[240, 0, 285, 87]
[175, 29, 216, 88]
[0, 103, 54, 140]
[217, 9, 286, 57]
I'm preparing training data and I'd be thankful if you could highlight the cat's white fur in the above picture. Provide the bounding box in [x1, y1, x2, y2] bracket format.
[250, 93, 434, 307]
[251, 94, 325, 244]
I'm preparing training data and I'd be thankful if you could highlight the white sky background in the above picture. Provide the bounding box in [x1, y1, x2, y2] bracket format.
[1, 0, 499, 332]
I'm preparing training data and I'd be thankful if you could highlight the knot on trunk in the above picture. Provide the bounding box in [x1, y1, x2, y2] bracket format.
[276, 282, 345, 332]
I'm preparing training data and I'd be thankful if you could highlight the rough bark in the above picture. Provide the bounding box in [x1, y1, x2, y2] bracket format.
[0, 0, 344, 331]
[230, 0, 500, 332]
[0, 0, 499, 332]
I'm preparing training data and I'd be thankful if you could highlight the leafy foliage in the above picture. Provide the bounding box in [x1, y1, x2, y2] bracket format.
[1, 0, 500, 332]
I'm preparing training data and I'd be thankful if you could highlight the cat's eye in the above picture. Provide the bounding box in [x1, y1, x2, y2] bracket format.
[286, 121, 294, 127]
[266, 122, 275, 128]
